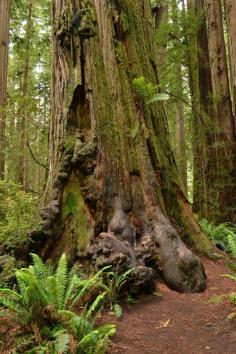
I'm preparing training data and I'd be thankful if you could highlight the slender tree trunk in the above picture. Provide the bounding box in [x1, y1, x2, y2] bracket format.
[154, 0, 168, 81]
[0, 0, 10, 180]
[37, 0, 212, 294]
[185, 0, 205, 217]
[18, 0, 33, 191]
[224, 0, 236, 118]
[192, 0, 216, 220]
[175, 65, 188, 192]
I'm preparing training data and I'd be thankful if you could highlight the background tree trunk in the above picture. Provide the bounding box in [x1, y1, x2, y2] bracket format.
[18, 0, 33, 191]
[175, 65, 188, 192]
[192, 0, 216, 220]
[0, 0, 10, 180]
[224, 0, 236, 118]
[205, 0, 236, 222]
[38, 0, 212, 293]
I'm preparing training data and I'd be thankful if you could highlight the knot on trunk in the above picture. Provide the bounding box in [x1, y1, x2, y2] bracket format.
[155, 223, 206, 293]
[108, 208, 136, 246]
[89, 232, 155, 294]
[72, 137, 97, 174]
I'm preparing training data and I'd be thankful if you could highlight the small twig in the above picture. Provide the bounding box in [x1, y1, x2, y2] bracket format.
[163, 90, 207, 129]
[27, 140, 48, 171]
[26, 189, 43, 195]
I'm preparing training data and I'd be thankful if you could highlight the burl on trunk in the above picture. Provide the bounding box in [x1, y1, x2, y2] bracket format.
[35, 0, 212, 293]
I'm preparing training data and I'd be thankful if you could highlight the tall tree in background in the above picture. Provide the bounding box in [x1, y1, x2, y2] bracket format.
[193, 0, 215, 219]
[205, 0, 236, 222]
[224, 0, 236, 117]
[5, 0, 50, 193]
[0, 0, 10, 180]
[18, 0, 33, 191]
[172, 0, 188, 192]
[38, 0, 212, 293]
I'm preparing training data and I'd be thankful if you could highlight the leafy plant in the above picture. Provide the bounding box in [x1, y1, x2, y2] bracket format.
[0, 253, 115, 353]
[200, 219, 236, 258]
[221, 273, 236, 308]
[0, 180, 39, 255]
[132, 76, 169, 104]
[102, 268, 133, 318]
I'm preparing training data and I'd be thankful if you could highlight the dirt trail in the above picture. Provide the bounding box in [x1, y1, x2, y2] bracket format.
[102, 259, 236, 354]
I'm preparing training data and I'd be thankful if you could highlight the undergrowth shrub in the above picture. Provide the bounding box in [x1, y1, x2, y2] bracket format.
[0, 253, 115, 353]
[200, 219, 236, 258]
[0, 180, 39, 256]
[101, 268, 133, 318]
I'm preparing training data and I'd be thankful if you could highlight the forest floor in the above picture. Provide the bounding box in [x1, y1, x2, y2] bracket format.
[101, 258, 236, 354]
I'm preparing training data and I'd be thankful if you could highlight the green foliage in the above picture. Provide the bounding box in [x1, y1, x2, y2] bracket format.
[200, 219, 236, 258]
[102, 268, 133, 318]
[5, 0, 50, 191]
[0, 254, 115, 353]
[0, 180, 39, 254]
[207, 295, 225, 305]
[132, 76, 169, 104]
[227, 234, 236, 258]
[221, 273, 236, 307]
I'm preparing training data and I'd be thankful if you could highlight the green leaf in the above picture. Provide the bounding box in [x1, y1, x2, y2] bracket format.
[54, 331, 70, 354]
[114, 303, 122, 318]
[147, 93, 169, 104]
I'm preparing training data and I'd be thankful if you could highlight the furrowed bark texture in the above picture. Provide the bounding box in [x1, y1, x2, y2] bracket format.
[224, 0, 236, 118]
[39, 0, 212, 293]
[191, 0, 217, 220]
[205, 0, 236, 222]
[0, 0, 10, 180]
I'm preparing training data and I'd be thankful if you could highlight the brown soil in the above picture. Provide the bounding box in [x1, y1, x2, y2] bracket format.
[101, 258, 236, 354]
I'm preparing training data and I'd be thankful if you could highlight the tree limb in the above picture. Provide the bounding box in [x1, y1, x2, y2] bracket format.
[27, 140, 48, 171]
[163, 90, 207, 129]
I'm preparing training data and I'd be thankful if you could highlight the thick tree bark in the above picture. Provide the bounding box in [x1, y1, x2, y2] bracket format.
[224, 0, 236, 118]
[205, 0, 236, 222]
[191, 0, 216, 220]
[0, 0, 10, 180]
[154, 0, 168, 81]
[38, 0, 212, 293]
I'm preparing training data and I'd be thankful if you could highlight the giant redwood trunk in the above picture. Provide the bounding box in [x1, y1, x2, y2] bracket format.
[39, 0, 212, 293]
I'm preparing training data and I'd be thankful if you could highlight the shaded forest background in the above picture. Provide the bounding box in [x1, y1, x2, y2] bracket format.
[1, 0, 236, 239]
[1, 1, 236, 353]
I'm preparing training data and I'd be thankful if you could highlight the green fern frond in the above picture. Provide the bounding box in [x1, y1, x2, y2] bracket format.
[227, 234, 236, 258]
[55, 253, 68, 310]
[30, 253, 50, 280]
[54, 331, 70, 354]
[86, 292, 106, 320]
[221, 274, 236, 281]
[63, 274, 80, 308]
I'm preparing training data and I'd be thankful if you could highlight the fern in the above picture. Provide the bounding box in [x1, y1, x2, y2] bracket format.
[86, 292, 106, 320]
[227, 233, 236, 258]
[55, 254, 68, 310]
[200, 219, 236, 258]
[132, 76, 169, 104]
[0, 254, 116, 353]
[54, 330, 70, 354]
